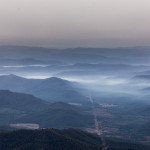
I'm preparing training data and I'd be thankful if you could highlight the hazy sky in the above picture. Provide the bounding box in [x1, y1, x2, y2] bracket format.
[0, 0, 150, 48]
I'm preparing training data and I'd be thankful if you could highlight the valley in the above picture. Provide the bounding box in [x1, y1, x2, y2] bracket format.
[0, 46, 150, 149]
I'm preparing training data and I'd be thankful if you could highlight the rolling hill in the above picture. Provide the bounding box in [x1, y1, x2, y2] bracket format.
[15, 102, 94, 129]
[0, 90, 50, 112]
[0, 90, 50, 124]
[0, 74, 88, 104]
[0, 128, 149, 150]
[0, 90, 93, 129]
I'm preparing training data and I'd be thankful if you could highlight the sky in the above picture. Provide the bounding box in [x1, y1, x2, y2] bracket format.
[0, 0, 150, 48]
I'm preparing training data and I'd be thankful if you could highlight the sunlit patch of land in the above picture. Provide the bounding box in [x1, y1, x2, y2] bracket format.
[10, 123, 39, 130]
[68, 102, 82, 106]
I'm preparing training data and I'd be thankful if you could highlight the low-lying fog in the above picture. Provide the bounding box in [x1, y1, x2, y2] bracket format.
[1, 63, 150, 103]
[1, 46, 150, 104]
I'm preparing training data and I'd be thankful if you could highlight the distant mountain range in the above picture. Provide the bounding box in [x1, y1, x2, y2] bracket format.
[133, 75, 150, 80]
[132, 75, 150, 92]
[0, 58, 62, 66]
[142, 87, 150, 91]
[1, 45, 150, 64]
[0, 74, 88, 104]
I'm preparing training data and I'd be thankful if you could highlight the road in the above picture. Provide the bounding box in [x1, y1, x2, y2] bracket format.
[90, 95, 108, 150]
